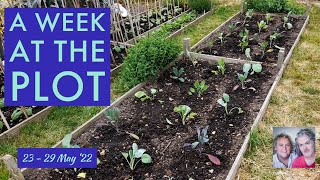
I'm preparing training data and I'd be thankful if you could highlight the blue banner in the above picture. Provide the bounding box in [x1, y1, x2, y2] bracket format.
[4, 8, 110, 106]
[18, 148, 97, 168]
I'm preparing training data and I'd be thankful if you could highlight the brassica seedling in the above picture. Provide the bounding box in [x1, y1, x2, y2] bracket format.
[183, 125, 221, 165]
[257, 20, 268, 33]
[283, 11, 293, 30]
[217, 59, 225, 75]
[239, 28, 249, 42]
[104, 108, 120, 133]
[269, 32, 281, 48]
[239, 40, 248, 52]
[174, 105, 197, 125]
[259, 41, 268, 59]
[218, 32, 224, 44]
[62, 133, 80, 148]
[121, 143, 152, 171]
[265, 13, 273, 24]
[188, 80, 209, 97]
[245, 48, 252, 61]
[237, 63, 262, 89]
[217, 93, 243, 115]
[170, 67, 185, 82]
[243, 9, 254, 25]
[135, 88, 157, 101]
[229, 24, 236, 32]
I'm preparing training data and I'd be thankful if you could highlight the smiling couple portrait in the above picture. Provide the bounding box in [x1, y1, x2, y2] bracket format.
[273, 127, 316, 168]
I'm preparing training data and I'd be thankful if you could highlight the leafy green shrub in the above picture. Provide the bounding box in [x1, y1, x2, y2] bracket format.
[118, 36, 180, 90]
[188, 0, 212, 14]
[246, 0, 305, 14]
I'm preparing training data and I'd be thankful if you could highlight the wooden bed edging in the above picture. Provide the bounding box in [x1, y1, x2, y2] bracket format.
[225, 15, 309, 180]
[0, 106, 54, 141]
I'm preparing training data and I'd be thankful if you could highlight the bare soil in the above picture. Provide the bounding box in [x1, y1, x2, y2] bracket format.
[25, 59, 278, 180]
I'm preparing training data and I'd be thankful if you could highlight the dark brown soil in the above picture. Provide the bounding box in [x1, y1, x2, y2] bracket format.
[196, 13, 307, 63]
[25, 59, 277, 180]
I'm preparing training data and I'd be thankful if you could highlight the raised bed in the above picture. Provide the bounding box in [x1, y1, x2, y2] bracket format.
[6, 9, 310, 180]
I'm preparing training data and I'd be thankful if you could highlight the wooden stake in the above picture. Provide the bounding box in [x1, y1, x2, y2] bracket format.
[1, 154, 25, 180]
[20, 106, 29, 119]
[0, 109, 11, 130]
[183, 38, 191, 58]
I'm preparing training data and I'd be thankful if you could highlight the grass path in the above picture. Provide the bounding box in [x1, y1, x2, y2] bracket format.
[237, 5, 320, 179]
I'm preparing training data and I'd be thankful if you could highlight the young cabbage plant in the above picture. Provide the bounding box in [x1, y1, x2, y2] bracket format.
[269, 32, 281, 48]
[183, 125, 221, 166]
[243, 9, 254, 25]
[62, 133, 80, 148]
[121, 143, 152, 171]
[170, 67, 185, 82]
[188, 80, 209, 97]
[229, 24, 236, 32]
[217, 93, 243, 116]
[238, 63, 262, 89]
[217, 59, 225, 75]
[259, 41, 268, 60]
[239, 28, 249, 42]
[218, 32, 224, 44]
[238, 40, 249, 52]
[135, 88, 157, 101]
[265, 13, 273, 24]
[173, 105, 197, 125]
[257, 20, 268, 33]
[283, 11, 293, 30]
[104, 108, 120, 133]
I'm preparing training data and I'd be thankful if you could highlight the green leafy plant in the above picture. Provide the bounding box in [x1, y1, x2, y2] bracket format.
[265, 13, 273, 24]
[188, 80, 209, 97]
[218, 32, 224, 44]
[174, 105, 197, 125]
[257, 20, 268, 33]
[104, 108, 120, 133]
[237, 63, 263, 89]
[229, 24, 236, 32]
[62, 133, 80, 148]
[0, 98, 4, 109]
[183, 125, 221, 165]
[118, 36, 180, 91]
[217, 59, 225, 75]
[269, 32, 281, 48]
[243, 9, 254, 25]
[283, 11, 293, 30]
[170, 67, 185, 82]
[135, 88, 157, 101]
[121, 143, 152, 171]
[217, 93, 243, 115]
[239, 28, 249, 42]
[188, 0, 212, 14]
[259, 41, 268, 59]
[11, 108, 23, 121]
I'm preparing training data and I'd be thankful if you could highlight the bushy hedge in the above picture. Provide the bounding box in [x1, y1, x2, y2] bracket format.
[246, 0, 305, 14]
[188, 0, 212, 14]
[118, 36, 181, 90]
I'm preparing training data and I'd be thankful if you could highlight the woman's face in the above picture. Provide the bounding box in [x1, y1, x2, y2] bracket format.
[297, 135, 315, 158]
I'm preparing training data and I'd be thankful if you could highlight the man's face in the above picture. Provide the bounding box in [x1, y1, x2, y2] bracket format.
[297, 135, 314, 158]
[275, 137, 291, 159]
